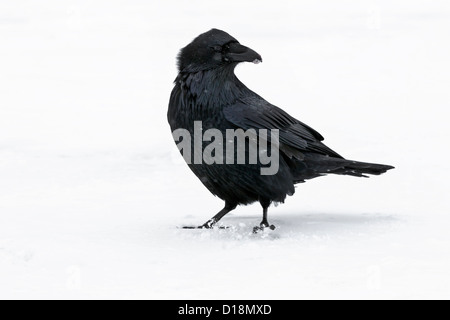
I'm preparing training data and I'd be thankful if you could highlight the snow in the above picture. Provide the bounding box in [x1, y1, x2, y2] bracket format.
[1, 0, 450, 299]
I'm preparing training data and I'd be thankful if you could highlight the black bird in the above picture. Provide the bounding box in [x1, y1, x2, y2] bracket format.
[168, 29, 394, 231]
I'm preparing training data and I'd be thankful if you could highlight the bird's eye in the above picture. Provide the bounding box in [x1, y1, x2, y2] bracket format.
[223, 44, 230, 51]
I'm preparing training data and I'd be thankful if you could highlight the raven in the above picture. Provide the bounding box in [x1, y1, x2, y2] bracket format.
[168, 29, 394, 231]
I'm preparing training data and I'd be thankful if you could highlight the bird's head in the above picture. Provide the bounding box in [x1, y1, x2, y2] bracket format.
[177, 29, 262, 73]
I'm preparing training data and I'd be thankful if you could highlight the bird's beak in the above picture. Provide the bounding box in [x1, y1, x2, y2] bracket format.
[226, 42, 262, 64]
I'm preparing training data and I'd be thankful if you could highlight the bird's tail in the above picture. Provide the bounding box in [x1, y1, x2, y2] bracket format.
[293, 155, 394, 182]
[325, 159, 395, 178]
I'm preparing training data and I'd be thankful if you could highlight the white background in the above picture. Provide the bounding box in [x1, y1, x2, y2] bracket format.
[1, 0, 449, 299]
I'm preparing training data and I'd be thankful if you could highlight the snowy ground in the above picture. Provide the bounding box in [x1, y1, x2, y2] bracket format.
[1, 0, 450, 299]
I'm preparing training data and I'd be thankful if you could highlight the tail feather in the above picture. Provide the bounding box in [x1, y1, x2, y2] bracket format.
[292, 155, 394, 182]
[330, 160, 395, 177]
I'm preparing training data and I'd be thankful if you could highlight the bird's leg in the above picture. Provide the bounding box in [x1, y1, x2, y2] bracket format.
[253, 199, 276, 233]
[201, 202, 237, 229]
[261, 206, 270, 228]
[183, 202, 237, 229]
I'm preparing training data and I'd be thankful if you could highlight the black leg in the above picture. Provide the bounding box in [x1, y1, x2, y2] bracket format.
[261, 205, 270, 228]
[201, 201, 237, 228]
[254, 198, 276, 233]
[184, 201, 237, 229]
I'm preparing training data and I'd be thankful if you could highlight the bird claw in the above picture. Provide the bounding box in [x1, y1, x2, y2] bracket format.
[181, 226, 202, 230]
[181, 225, 229, 230]
[253, 224, 276, 234]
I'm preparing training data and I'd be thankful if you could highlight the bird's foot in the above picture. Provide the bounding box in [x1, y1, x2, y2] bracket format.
[182, 225, 229, 230]
[182, 220, 229, 230]
[253, 223, 276, 234]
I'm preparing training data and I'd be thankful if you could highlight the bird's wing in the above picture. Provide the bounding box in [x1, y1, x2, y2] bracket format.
[223, 95, 343, 159]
